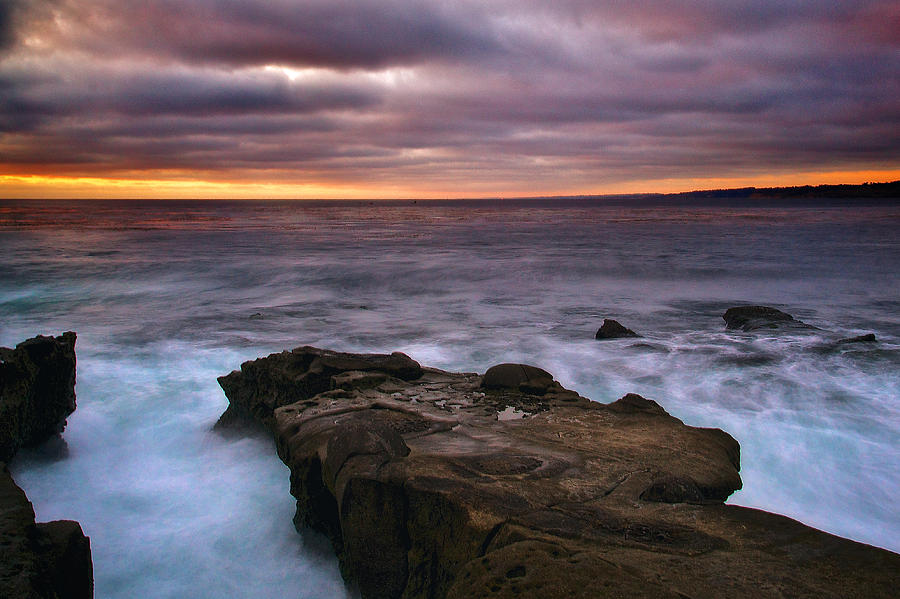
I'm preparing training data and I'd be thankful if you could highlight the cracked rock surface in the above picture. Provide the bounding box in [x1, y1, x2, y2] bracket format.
[218, 345, 900, 599]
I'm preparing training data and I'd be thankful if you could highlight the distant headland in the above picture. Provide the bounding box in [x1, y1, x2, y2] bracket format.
[523, 180, 900, 203]
[660, 180, 900, 200]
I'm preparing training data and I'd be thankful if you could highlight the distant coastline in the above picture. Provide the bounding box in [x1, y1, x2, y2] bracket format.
[525, 180, 900, 203]
[455, 180, 900, 206]
[661, 180, 900, 200]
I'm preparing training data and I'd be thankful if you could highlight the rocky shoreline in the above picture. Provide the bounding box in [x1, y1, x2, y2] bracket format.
[217, 345, 900, 599]
[1, 333, 93, 599]
[3, 325, 894, 598]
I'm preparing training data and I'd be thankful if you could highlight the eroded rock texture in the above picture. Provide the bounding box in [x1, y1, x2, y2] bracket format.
[0, 332, 77, 462]
[219, 346, 900, 599]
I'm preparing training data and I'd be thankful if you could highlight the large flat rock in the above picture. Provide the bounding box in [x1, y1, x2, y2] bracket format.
[218, 346, 900, 599]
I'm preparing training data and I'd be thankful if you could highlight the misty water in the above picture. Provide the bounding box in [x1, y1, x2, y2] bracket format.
[1, 198, 899, 597]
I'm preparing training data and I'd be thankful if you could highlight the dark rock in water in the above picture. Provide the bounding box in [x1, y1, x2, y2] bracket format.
[722, 306, 813, 332]
[0, 332, 93, 598]
[838, 333, 877, 344]
[1, 463, 93, 599]
[627, 341, 670, 353]
[218, 346, 900, 599]
[595, 318, 640, 339]
[0, 332, 77, 463]
[715, 352, 780, 367]
[813, 333, 880, 355]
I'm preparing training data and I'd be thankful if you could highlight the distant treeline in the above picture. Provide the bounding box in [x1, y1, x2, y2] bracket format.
[666, 180, 899, 200]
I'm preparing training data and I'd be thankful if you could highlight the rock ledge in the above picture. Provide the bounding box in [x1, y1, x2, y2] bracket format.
[219, 345, 900, 599]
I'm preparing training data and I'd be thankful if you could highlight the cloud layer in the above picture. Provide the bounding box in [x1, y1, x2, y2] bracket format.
[2, 0, 898, 196]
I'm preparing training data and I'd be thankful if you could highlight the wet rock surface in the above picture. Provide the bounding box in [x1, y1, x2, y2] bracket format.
[838, 333, 877, 344]
[1, 333, 93, 598]
[813, 332, 881, 355]
[1, 332, 78, 462]
[0, 464, 93, 599]
[219, 345, 900, 599]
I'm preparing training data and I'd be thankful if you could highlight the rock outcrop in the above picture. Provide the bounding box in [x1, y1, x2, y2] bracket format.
[480, 364, 555, 395]
[1, 332, 93, 599]
[218, 346, 900, 599]
[0, 463, 93, 599]
[594, 319, 640, 339]
[215, 346, 422, 430]
[722, 305, 814, 332]
[1, 332, 78, 462]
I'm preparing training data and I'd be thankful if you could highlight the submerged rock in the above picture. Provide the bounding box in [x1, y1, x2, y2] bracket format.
[595, 318, 640, 339]
[722, 306, 813, 332]
[838, 333, 877, 344]
[715, 351, 781, 367]
[0, 332, 93, 598]
[813, 332, 880, 355]
[219, 345, 900, 599]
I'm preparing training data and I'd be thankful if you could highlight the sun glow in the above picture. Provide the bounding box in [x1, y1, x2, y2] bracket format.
[0, 175, 403, 200]
[262, 65, 329, 82]
[1, 169, 898, 200]
[263, 64, 417, 87]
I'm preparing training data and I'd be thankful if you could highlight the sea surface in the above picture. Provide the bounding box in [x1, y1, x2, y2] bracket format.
[2, 197, 899, 597]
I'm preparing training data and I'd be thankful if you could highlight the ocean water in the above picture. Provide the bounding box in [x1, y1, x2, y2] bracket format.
[1, 198, 898, 597]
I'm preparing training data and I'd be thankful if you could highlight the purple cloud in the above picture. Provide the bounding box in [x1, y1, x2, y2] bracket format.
[1, 1, 897, 191]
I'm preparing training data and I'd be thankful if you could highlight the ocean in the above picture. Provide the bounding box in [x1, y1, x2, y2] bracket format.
[2, 197, 898, 597]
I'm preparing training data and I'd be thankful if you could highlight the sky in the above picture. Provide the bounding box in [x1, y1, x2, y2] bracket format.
[1, 0, 898, 199]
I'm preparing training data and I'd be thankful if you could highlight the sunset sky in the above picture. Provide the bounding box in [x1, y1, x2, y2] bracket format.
[1, 1, 898, 199]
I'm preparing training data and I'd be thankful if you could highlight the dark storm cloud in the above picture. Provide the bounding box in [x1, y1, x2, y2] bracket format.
[0, 61, 380, 128]
[1, 0, 898, 190]
[17, 0, 505, 69]
[0, 2, 12, 49]
[534, 0, 899, 42]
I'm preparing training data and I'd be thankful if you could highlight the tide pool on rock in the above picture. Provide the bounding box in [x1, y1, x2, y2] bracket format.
[2, 197, 898, 597]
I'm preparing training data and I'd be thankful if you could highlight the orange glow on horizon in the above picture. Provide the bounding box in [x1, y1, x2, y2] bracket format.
[1, 169, 898, 200]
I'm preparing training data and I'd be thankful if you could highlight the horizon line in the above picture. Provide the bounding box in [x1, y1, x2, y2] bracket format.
[2, 179, 898, 202]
